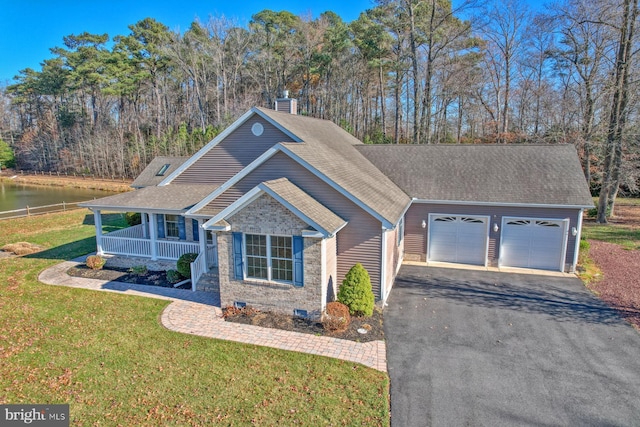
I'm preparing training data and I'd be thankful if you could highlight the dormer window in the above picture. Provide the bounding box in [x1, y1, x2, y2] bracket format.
[156, 163, 171, 176]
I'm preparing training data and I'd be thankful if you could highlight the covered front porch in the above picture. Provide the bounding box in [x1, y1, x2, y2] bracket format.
[90, 211, 218, 291]
[79, 184, 220, 291]
[93, 214, 215, 262]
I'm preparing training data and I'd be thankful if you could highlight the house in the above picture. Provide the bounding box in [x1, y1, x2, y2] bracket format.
[81, 97, 593, 318]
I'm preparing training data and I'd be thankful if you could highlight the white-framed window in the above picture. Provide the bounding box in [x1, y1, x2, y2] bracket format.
[165, 214, 180, 239]
[270, 235, 293, 282]
[245, 234, 293, 283]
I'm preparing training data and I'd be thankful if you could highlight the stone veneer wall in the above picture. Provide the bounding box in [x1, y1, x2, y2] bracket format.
[217, 194, 325, 319]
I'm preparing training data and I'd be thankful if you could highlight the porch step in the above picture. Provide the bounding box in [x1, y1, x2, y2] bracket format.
[195, 268, 219, 293]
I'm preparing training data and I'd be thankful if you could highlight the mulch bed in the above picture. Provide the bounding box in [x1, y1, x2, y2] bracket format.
[67, 265, 190, 289]
[587, 240, 640, 329]
[68, 265, 385, 342]
[223, 306, 384, 343]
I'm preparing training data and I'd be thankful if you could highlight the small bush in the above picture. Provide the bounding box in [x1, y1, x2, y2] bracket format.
[587, 206, 611, 218]
[322, 301, 351, 332]
[125, 212, 142, 226]
[86, 255, 106, 270]
[128, 265, 147, 276]
[166, 269, 183, 284]
[338, 263, 375, 317]
[221, 305, 260, 319]
[580, 239, 590, 252]
[177, 253, 198, 278]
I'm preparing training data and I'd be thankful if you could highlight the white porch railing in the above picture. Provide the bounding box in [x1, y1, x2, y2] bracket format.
[106, 224, 146, 239]
[206, 244, 217, 268]
[157, 240, 199, 260]
[102, 236, 152, 257]
[190, 252, 208, 291]
[100, 236, 199, 261]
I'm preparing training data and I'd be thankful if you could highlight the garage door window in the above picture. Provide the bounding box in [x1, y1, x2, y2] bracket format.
[435, 216, 484, 224]
[536, 220, 561, 228]
[506, 219, 529, 226]
[506, 219, 562, 228]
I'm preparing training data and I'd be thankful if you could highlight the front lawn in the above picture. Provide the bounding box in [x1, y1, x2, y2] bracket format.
[582, 199, 640, 250]
[0, 210, 389, 426]
[580, 224, 640, 250]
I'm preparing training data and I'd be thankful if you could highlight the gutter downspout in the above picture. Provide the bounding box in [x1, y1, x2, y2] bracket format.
[571, 210, 585, 273]
[380, 227, 388, 304]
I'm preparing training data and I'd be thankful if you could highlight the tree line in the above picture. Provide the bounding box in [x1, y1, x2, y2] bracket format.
[0, 0, 638, 222]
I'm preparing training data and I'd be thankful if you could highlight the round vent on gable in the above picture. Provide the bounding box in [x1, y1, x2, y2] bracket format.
[251, 122, 264, 136]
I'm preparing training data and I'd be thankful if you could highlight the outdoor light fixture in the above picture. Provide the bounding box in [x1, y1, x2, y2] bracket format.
[571, 227, 578, 236]
[493, 223, 499, 232]
[421, 220, 426, 229]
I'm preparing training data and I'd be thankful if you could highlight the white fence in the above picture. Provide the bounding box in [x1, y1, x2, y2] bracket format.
[0, 201, 90, 220]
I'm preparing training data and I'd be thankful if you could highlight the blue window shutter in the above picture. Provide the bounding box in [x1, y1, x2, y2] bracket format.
[178, 216, 186, 240]
[157, 214, 165, 238]
[293, 236, 304, 287]
[232, 232, 243, 280]
[192, 219, 199, 242]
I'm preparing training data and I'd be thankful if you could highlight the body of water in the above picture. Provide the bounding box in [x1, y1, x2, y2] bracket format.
[0, 181, 114, 213]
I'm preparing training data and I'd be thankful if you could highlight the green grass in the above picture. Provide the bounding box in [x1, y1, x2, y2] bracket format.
[582, 197, 640, 250]
[581, 224, 640, 250]
[0, 210, 389, 426]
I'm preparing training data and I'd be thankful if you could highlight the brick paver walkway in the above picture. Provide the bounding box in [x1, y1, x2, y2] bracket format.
[39, 258, 387, 372]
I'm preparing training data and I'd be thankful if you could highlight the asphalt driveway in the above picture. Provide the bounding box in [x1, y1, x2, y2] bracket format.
[385, 265, 640, 427]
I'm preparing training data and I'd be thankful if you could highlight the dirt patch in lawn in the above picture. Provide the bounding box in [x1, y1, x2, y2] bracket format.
[610, 205, 640, 228]
[1, 242, 46, 256]
[67, 265, 190, 289]
[587, 241, 640, 329]
[223, 306, 384, 343]
[583, 204, 640, 228]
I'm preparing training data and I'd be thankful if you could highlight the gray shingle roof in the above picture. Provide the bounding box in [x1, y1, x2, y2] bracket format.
[357, 144, 593, 207]
[257, 108, 411, 225]
[261, 178, 347, 235]
[131, 156, 189, 188]
[80, 184, 218, 212]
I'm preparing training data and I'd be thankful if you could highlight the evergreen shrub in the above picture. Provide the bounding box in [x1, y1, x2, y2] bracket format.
[337, 263, 375, 317]
[177, 253, 198, 278]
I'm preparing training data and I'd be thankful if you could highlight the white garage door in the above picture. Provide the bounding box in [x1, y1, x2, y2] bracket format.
[428, 215, 488, 266]
[500, 217, 568, 271]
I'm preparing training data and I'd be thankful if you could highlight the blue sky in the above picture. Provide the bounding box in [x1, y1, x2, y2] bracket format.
[0, 0, 375, 84]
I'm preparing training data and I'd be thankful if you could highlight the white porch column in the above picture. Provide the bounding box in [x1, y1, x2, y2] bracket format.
[149, 213, 158, 260]
[198, 220, 208, 272]
[142, 213, 149, 238]
[94, 209, 104, 256]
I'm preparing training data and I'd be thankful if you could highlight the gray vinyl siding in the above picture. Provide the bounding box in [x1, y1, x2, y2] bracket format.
[173, 117, 295, 185]
[405, 203, 582, 270]
[202, 152, 384, 298]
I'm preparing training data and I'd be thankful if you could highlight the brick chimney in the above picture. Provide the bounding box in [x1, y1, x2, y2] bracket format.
[274, 90, 297, 115]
